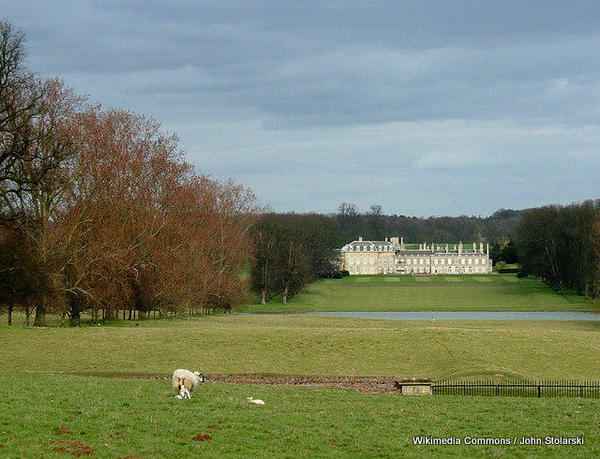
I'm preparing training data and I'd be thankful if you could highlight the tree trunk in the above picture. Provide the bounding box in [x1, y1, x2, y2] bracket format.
[282, 285, 289, 305]
[261, 288, 267, 304]
[33, 304, 46, 327]
[7, 304, 12, 326]
[69, 309, 81, 327]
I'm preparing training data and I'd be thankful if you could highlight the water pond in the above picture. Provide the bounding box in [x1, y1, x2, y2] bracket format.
[294, 311, 600, 321]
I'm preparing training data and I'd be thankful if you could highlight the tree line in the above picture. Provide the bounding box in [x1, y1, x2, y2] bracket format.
[249, 205, 523, 304]
[250, 200, 600, 305]
[251, 213, 339, 304]
[332, 203, 522, 247]
[0, 21, 259, 326]
[516, 200, 600, 300]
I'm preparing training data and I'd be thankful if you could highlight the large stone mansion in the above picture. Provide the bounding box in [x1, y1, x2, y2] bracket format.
[341, 237, 492, 275]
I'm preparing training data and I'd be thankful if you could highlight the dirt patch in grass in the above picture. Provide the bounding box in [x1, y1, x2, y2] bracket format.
[56, 425, 72, 436]
[52, 439, 94, 456]
[193, 434, 212, 441]
[107, 373, 400, 394]
[207, 374, 399, 394]
[108, 432, 130, 441]
[208, 424, 221, 430]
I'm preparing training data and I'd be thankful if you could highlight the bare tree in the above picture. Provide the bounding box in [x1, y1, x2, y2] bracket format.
[0, 20, 42, 195]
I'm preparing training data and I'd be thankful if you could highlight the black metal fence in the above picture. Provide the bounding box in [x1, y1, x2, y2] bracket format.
[432, 379, 600, 398]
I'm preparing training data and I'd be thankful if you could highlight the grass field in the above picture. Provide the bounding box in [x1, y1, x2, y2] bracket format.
[2, 315, 600, 380]
[2, 314, 600, 456]
[2, 274, 600, 457]
[248, 274, 596, 312]
[1, 372, 598, 458]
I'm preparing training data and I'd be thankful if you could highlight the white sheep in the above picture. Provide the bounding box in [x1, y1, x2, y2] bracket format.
[247, 396, 265, 405]
[172, 369, 205, 399]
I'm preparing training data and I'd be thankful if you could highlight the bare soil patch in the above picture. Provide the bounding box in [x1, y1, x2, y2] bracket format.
[207, 374, 398, 394]
[102, 373, 400, 393]
[56, 425, 72, 436]
[52, 439, 94, 456]
[192, 434, 212, 441]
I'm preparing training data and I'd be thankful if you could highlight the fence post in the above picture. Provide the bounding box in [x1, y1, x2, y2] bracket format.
[537, 384, 541, 398]
[580, 385, 583, 398]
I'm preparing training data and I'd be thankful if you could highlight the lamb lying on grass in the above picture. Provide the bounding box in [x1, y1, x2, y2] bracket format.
[172, 369, 205, 399]
[247, 396, 265, 405]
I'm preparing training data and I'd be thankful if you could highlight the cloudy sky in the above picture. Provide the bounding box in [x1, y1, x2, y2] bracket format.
[2, 1, 599, 216]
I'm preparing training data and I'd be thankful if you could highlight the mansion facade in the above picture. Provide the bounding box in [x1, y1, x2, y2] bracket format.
[341, 237, 492, 275]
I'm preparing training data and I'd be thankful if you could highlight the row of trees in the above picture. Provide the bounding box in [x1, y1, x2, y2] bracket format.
[516, 200, 600, 300]
[251, 213, 338, 304]
[0, 21, 259, 325]
[333, 203, 522, 247]
[249, 205, 523, 304]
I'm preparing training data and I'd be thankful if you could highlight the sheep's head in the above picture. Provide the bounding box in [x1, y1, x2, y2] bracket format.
[194, 372, 206, 382]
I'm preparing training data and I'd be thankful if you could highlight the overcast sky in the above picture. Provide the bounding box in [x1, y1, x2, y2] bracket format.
[2, 1, 599, 216]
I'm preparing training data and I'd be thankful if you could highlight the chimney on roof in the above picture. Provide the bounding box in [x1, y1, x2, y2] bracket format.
[473, 242, 476, 251]
[480, 242, 484, 253]
[458, 241, 463, 255]
[445, 244, 448, 253]
[432, 243, 434, 253]
[358, 236, 362, 242]
[385, 237, 388, 242]
[486, 243, 489, 256]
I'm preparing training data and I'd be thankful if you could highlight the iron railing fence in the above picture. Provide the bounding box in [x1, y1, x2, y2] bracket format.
[432, 379, 600, 398]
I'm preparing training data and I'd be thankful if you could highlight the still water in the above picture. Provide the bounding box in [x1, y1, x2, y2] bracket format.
[295, 311, 600, 321]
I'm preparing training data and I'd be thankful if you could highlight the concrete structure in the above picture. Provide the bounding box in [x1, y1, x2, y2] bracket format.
[341, 236, 492, 275]
[394, 378, 434, 395]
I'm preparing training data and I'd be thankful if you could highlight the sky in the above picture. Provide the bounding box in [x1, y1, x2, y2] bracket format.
[2, 1, 599, 216]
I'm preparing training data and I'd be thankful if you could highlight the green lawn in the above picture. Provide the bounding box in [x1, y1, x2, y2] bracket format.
[248, 274, 595, 312]
[2, 315, 600, 380]
[0, 372, 598, 458]
[2, 313, 600, 456]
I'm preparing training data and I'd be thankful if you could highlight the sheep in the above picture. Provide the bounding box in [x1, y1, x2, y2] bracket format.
[172, 369, 205, 399]
[247, 396, 265, 405]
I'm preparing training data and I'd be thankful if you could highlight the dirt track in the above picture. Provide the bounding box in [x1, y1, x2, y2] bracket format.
[98, 373, 402, 393]
[203, 375, 399, 394]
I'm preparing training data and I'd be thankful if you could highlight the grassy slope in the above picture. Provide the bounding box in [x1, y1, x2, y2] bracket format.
[0, 373, 598, 458]
[248, 274, 595, 312]
[2, 315, 600, 380]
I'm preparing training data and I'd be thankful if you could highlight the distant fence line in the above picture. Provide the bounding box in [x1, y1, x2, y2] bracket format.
[432, 379, 600, 398]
